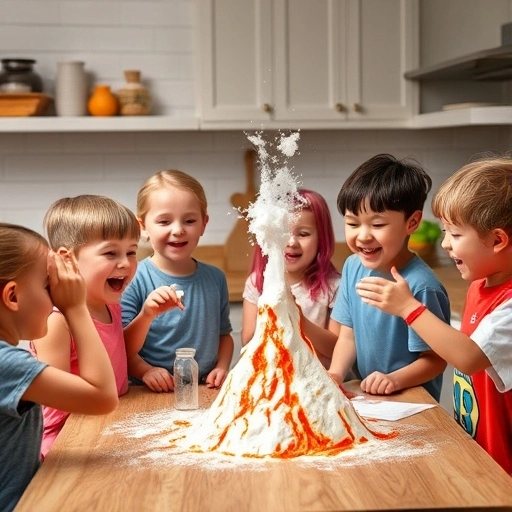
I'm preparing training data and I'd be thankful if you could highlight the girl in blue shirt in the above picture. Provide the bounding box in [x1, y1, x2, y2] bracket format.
[0, 223, 118, 512]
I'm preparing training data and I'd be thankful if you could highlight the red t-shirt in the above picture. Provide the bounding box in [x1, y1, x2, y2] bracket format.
[455, 278, 512, 475]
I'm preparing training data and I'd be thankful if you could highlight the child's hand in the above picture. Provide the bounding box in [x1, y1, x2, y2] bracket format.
[142, 367, 174, 392]
[355, 266, 417, 318]
[47, 249, 87, 312]
[142, 286, 185, 319]
[328, 372, 358, 398]
[205, 367, 228, 389]
[361, 371, 398, 395]
[327, 371, 343, 385]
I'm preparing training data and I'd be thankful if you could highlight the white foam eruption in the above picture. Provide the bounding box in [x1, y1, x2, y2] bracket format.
[186, 131, 388, 458]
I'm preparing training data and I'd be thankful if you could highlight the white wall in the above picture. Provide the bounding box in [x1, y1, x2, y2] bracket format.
[420, 0, 512, 66]
[0, 0, 196, 118]
[0, 1, 511, 245]
[1, 127, 510, 245]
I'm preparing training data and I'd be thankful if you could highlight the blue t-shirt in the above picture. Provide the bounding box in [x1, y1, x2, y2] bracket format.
[331, 254, 450, 400]
[0, 341, 47, 512]
[121, 258, 232, 381]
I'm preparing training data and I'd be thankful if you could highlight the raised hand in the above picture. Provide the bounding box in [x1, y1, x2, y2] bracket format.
[142, 285, 185, 319]
[47, 249, 87, 312]
[355, 266, 418, 318]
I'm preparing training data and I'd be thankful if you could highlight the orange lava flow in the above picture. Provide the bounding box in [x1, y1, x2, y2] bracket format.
[208, 305, 374, 458]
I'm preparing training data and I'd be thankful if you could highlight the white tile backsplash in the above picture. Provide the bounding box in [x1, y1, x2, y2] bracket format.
[0, 128, 510, 244]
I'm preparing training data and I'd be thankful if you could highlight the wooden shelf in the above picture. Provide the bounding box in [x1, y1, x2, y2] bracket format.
[0, 115, 199, 133]
[405, 44, 512, 81]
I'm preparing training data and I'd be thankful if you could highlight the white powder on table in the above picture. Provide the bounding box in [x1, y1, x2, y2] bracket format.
[102, 407, 438, 470]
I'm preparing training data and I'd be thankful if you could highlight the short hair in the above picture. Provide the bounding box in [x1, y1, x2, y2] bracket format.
[432, 157, 512, 236]
[0, 223, 49, 283]
[137, 170, 208, 221]
[249, 188, 339, 301]
[44, 195, 140, 251]
[337, 153, 432, 218]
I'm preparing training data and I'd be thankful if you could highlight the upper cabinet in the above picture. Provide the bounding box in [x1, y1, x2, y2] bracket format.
[197, 0, 419, 129]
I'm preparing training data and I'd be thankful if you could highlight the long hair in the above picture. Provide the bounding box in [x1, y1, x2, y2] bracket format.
[249, 189, 339, 301]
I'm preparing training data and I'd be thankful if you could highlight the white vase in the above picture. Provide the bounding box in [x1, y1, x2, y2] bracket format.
[55, 61, 88, 116]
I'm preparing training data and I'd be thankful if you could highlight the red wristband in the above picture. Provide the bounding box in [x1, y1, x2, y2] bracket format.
[404, 304, 427, 325]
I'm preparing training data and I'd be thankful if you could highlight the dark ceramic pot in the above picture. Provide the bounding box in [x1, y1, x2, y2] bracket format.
[0, 58, 43, 93]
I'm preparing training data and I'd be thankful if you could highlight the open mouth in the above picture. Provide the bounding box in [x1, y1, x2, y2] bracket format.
[359, 247, 380, 255]
[107, 277, 125, 292]
[453, 257, 463, 266]
[169, 241, 187, 248]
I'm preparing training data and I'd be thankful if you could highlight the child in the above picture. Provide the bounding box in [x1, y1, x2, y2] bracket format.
[121, 169, 234, 392]
[0, 223, 118, 512]
[242, 188, 340, 368]
[355, 157, 512, 475]
[30, 195, 140, 457]
[328, 153, 450, 400]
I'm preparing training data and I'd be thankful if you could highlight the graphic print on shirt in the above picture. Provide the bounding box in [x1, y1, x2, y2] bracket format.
[453, 368, 479, 437]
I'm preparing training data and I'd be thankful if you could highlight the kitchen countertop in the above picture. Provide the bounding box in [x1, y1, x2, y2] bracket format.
[15, 383, 512, 511]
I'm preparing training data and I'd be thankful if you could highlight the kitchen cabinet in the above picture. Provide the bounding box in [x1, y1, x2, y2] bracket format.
[197, 0, 418, 129]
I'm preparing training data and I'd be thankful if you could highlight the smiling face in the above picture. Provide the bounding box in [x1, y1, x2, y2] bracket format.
[141, 186, 208, 274]
[284, 209, 319, 284]
[75, 237, 138, 309]
[440, 220, 505, 285]
[344, 203, 420, 272]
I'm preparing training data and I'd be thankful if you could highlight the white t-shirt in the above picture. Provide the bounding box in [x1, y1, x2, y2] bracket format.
[243, 273, 340, 329]
[471, 298, 512, 392]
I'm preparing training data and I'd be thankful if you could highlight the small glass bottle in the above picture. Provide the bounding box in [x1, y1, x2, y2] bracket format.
[173, 348, 199, 410]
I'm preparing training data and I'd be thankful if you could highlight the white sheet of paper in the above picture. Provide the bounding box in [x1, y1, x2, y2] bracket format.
[350, 397, 436, 421]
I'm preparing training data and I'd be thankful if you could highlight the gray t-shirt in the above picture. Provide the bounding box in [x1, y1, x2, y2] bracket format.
[121, 258, 232, 381]
[0, 341, 47, 512]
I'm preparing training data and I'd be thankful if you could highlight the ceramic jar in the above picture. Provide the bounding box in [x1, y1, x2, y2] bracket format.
[87, 85, 119, 116]
[0, 58, 43, 93]
[117, 70, 151, 115]
[55, 61, 88, 116]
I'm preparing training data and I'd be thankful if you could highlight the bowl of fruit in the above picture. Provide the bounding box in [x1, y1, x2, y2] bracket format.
[408, 220, 442, 257]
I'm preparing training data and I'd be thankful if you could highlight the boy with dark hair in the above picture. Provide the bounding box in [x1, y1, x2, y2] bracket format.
[328, 154, 450, 400]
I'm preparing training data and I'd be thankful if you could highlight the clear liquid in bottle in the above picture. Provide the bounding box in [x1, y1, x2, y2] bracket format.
[173, 348, 199, 410]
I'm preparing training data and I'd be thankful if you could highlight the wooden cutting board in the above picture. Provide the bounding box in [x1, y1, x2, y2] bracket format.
[224, 149, 257, 273]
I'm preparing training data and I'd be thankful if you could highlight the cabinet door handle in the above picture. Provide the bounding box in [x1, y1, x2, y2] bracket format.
[262, 103, 273, 113]
[335, 102, 345, 112]
[353, 103, 363, 113]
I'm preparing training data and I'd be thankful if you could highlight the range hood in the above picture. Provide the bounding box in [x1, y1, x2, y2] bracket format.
[405, 44, 512, 81]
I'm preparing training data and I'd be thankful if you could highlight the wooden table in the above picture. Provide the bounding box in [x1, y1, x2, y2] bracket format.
[16, 383, 512, 512]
